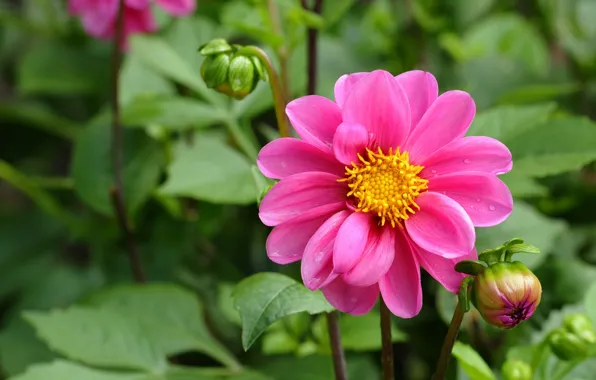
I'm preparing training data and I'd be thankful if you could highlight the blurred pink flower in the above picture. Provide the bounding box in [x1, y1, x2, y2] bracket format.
[257, 70, 514, 318]
[69, 0, 196, 48]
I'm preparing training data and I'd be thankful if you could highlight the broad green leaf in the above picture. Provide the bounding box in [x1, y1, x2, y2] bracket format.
[585, 281, 596, 325]
[0, 319, 55, 377]
[86, 283, 241, 370]
[500, 172, 548, 197]
[71, 116, 165, 216]
[119, 56, 176, 106]
[23, 307, 167, 372]
[129, 35, 220, 106]
[0, 101, 78, 140]
[9, 360, 141, 380]
[17, 40, 109, 95]
[550, 259, 596, 305]
[497, 82, 580, 105]
[452, 341, 496, 380]
[122, 96, 228, 130]
[233, 272, 333, 350]
[159, 135, 256, 205]
[453, 0, 494, 27]
[504, 117, 596, 177]
[0, 160, 73, 227]
[467, 103, 556, 140]
[461, 14, 549, 76]
[475, 201, 567, 269]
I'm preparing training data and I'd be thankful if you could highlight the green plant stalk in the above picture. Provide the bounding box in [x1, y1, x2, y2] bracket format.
[266, 0, 290, 100]
[432, 299, 465, 380]
[237, 46, 290, 138]
[380, 298, 394, 380]
[326, 312, 348, 380]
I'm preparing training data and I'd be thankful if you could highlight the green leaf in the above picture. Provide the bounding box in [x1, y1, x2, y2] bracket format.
[129, 35, 220, 106]
[475, 201, 567, 269]
[233, 273, 333, 350]
[0, 160, 72, 227]
[119, 55, 176, 106]
[0, 101, 79, 140]
[507, 244, 541, 255]
[500, 172, 548, 198]
[17, 39, 109, 95]
[467, 103, 556, 140]
[452, 341, 496, 380]
[461, 14, 549, 76]
[71, 116, 165, 216]
[504, 117, 596, 177]
[23, 307, 167, 372]
[159, 134, 256, 205]
[0, 318, 55, 377]
[122, 96, 228, 130]
[9, 360, 141, 380]
[338, 312, 407, 351]
[86, 283, 241, 370]
[586, 281, 596, 325]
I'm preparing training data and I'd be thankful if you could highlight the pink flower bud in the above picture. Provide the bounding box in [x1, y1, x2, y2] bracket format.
[472, 261, 542, 329]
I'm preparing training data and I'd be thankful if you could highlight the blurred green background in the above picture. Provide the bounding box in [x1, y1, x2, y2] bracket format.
[1, 0, 596, 379]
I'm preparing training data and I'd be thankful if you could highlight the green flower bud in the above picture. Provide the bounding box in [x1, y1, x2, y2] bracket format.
[228, 55, 257, 99]
[548, 327, 591, 361]
[501, 360, 532, 380]
[201, 53, 231, 90]
[563, 313, 596, 345]
[471, 261, 542, 329]
[198, 38, 233, 56]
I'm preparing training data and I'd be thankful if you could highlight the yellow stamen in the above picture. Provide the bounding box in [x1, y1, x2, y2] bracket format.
[339, 147, 428, 227]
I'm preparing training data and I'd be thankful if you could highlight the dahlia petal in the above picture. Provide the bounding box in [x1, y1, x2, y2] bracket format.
[302, 211, 350, 290]
[342, 70, 411, 151]
[257, 138, 344, 179]
[378, 229, 422, 318]
[428, 173, 513, 227]
[333, 212, 372, 273]
[404, 90, 476, 164]
[416, 246, 478, 293]
[395, 70, 438, 129]
[125, 0, 149, 9]
[332, 122, 369, 165]
[333, 72, 368, 109]
[321, 277, 379, 315]
[155, 0, 196, 15]
[123, 5, 157, 46]
[258, 172, 346, 226]
[69, 0, 95, 14]
[266, 214, 333, 264]
[79, 0, 118, 38]
[421, 136, 513, 177]
[405, 192, 475, 258]
[343, 226, 396, 287]
[286, 95, 342, 152]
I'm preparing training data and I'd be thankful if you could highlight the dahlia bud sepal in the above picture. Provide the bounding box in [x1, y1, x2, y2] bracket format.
[501, 360, 532, 380]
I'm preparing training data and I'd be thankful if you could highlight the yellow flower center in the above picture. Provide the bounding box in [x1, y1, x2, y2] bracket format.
[340, 147, 428, 227]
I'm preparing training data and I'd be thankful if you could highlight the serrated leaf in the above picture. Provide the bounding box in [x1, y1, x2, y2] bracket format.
[86, 283, 241, 370]
[9, 360, 141, 380]
[467, 103, 556, 140]
[233, 273, 333, 350]
[159, 135, 256, 205]
[452, 341, 496, 380]
[505, 117, 596, 177]
[71, 116, 165, 217]
[23, 307, 167, 372]
[122, 96, 228, 130]
[129, 35, 220, 106]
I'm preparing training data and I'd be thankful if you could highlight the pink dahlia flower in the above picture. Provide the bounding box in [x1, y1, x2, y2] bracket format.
[69, 0, 196, 48]
[257, 70, 514, 318]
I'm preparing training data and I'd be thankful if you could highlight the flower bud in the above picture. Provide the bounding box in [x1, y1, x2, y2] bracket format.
[563, 313, 596, 345]
[548, 327, 591, 361]
[227, 55, 258, 99]
[501, 360, 532, 380]
[201, 53, 232, 91]
[471, 261, 542, 329]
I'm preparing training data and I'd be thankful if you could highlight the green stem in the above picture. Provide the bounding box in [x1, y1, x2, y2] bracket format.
[266, 0, 290, 100]
[432, 299, 465, 380]
[380, 298, 394, 380]
[237, 46, 290, 138]
[326, 312, 348, 380]
[224, 117, 259, 160]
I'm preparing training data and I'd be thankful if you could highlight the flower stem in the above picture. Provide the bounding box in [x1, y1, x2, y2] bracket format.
[111, 0, 146, 283]
[302, 0, 324, 95]
[238, 46, 289, 138]
[432, 299, 465, 380]
[380, 298, 394, 380]
[266, 0, 290, 100]
[326, 312, 348, 380]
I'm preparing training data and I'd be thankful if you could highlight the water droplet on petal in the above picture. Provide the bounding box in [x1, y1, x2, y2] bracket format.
[314, 251, 325, 263]
[488, 204, 496, 211]
[280, 161, 287, 168]
[463, 159, 471, 164]
[476, 198, 481, 203]
[430, 169, 437, 175]
[269, 251, 280, 257]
